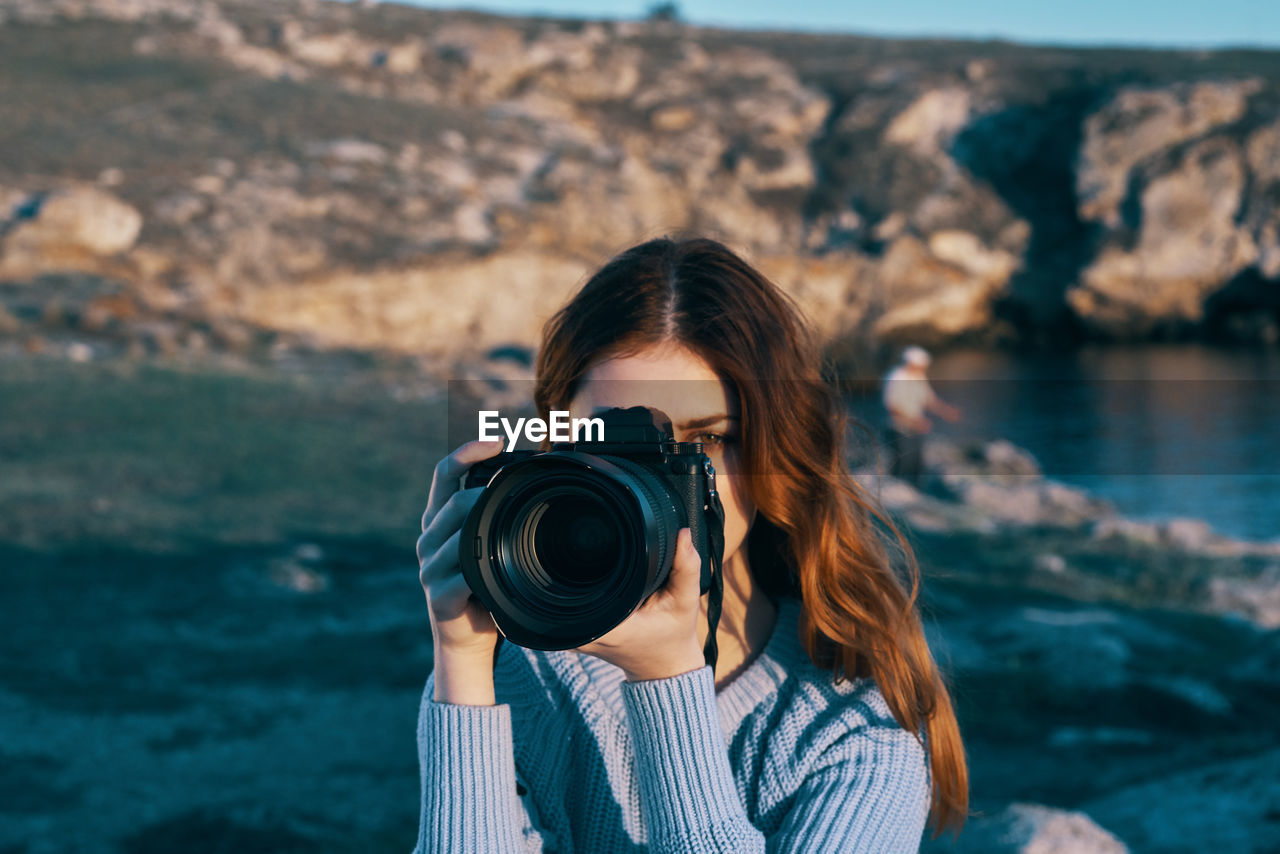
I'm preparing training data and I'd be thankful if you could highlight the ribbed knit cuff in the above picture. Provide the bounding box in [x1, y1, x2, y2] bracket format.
[620, 666, 758, 849]
[417, 699, 525, 854]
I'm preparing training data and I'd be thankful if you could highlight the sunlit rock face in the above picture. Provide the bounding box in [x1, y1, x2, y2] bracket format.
[1, 0, 1278, 363]
[1068, 80, 1270, 338]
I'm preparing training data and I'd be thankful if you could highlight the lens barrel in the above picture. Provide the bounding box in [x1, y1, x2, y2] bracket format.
[458, 451, 685, 649]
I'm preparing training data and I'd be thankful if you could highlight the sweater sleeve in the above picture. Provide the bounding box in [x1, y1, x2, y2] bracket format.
[620, 666, 931, 854]
[619, 665, 767, 853]
[412, 673, 544, 854]
[766, 725, 931, 853]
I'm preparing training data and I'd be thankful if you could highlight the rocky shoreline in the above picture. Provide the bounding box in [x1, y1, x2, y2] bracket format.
[871, 437, 1280, 852]
[864, 437, 1280, 623]
[3, 350, 1275, 852]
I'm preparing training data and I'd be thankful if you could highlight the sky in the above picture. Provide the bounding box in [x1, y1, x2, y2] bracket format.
[364, 0, 1280, 49]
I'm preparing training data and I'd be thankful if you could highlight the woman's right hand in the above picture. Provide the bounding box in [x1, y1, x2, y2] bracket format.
[417, 438, 506, 703]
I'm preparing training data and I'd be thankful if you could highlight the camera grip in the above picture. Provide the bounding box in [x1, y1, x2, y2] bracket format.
[673, 456, 720, 594]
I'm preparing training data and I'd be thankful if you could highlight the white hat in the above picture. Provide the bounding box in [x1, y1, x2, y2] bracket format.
[902, 346, 931, 367]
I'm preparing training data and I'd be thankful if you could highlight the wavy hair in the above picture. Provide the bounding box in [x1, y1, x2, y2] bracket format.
[532, 236, 967, 834]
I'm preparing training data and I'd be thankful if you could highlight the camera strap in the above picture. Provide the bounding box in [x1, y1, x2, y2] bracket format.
[702, 483, 726, 672]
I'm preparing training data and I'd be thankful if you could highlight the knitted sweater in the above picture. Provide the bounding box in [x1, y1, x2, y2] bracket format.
[413, 596, 931, 853]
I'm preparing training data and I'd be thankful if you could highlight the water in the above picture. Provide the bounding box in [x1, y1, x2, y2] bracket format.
[847, 344, 1280, 543]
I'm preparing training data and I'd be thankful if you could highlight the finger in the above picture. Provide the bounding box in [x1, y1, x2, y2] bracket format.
[419, 527, 463, 589]
[430, 572, 482, 621]
[424, 438, 505, 524]
[419, 487, 485, 557]
[665, 528, 703, 602]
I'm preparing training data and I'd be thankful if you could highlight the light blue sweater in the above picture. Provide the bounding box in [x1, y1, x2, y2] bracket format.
[413, 596, 931, 853]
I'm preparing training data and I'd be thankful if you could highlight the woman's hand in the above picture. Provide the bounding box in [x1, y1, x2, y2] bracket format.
[417, 438, 506, 703]
[576, 528, 707, 682]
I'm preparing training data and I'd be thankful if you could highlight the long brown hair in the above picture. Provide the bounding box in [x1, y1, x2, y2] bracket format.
[533, 236, 968, 834]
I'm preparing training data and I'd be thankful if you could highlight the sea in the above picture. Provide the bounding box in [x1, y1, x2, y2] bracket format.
[846, 344, 1280, 543]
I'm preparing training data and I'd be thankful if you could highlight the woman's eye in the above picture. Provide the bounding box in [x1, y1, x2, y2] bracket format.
[697, 432, 737, 446]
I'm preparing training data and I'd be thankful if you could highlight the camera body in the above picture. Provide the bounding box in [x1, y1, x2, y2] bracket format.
[459, 406, 722, 650]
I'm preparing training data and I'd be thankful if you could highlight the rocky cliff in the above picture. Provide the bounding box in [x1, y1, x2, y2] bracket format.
[1, 0, 1279, 373]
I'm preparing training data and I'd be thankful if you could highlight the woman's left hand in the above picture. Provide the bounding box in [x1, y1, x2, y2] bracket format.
[575, 527, 707, 682]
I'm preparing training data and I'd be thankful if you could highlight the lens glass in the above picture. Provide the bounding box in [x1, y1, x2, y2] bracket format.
[531, 494, 622, 585]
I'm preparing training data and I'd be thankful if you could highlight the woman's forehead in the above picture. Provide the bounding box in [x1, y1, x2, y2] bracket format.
[569, 347, 737, 424]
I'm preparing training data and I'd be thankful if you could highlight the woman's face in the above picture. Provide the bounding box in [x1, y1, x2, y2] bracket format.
[568, 342, 757, 567]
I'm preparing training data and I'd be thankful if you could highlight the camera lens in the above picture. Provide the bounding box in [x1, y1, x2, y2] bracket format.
[459, 451, 685, 649]
[531, 495, 621, 585]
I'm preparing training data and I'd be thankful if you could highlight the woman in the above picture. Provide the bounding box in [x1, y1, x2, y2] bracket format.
[415, 237, 968, 852]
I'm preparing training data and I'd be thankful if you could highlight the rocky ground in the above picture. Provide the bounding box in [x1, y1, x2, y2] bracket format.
[876, 444, 1280, 852]
[2, 354, 1278, 853]
[1, 0, 1279, 378]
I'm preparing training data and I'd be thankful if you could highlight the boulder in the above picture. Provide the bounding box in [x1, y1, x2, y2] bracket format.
[1084, 749, 1280, 853]
[921, 438, 1112, 528]
[2, 187, 143, 274]
[1070, 136, 1258, 336]
[871, 234, 1015, 344]
[1076, 80, 1260, 228]
[884, 87, 972, 155]
[927, 803, 1128, 853]
[1208, 565, 1280, 628]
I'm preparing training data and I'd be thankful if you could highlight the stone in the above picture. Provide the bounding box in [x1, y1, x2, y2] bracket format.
[1077, 80, 1261, 228]
[451, 202, 494, 246]
[1070, 137, 1257, 336]
[931, 802, 1128, 853]
[1161, 517, 1213, 551]
[384, 39, 422, 75]
[285, 28, 359, 68]
[1085, 749, 1280, 853]
[194, 9, 242, 49]
[2, 187, 143, 269]
[306, 139, 388, 166]
[883, 87, 972, 155]
[927, 230, 1019, 283]
[66, 341, 93, 362]
[191, 175, 226, 195]
[1208, 566, 1280, 629]
[872, 235, 1012, 343]
[1034, 553, 1067, 574]
[1092, 517, 1163, 547]
[650, 105, 698, 133]
[982, 439, 1043, 477]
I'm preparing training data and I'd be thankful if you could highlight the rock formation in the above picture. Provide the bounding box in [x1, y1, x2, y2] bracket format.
[1, 0, 1278, 367]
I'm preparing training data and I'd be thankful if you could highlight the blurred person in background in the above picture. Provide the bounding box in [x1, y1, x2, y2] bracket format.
[415, 238, 967, 853]
[882, 346, 962, 485]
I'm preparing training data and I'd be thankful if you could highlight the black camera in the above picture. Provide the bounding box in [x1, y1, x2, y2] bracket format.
[458, 406, 724, 650]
